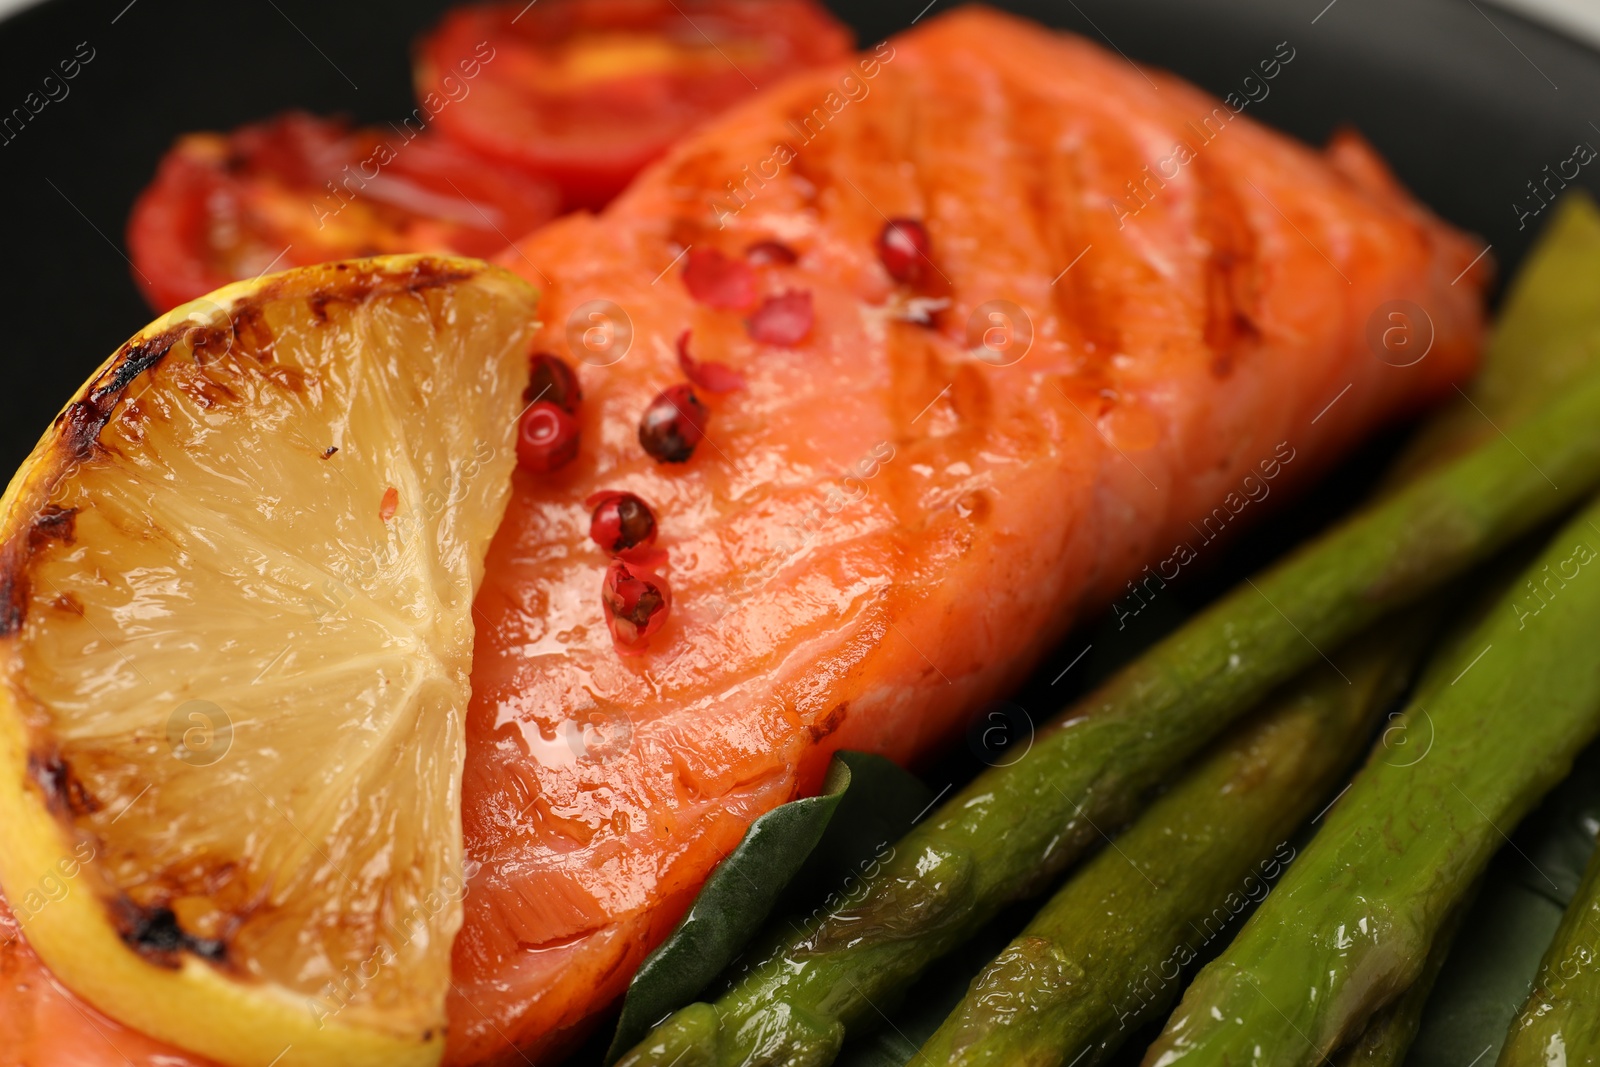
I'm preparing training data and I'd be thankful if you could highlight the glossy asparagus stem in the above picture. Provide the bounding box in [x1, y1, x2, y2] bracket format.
[616, 357, 1600, 1067]
[1496, 837, 1600, 1067]
[1139, 493, 1600, 1067]
[1332, 885, 1478, 1067]
[1335, 192, 1600, 1067]
[915, 621, 1429, 1067]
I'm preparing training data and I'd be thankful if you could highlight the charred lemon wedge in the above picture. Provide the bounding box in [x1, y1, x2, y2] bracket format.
[0, 255, 537, 1067]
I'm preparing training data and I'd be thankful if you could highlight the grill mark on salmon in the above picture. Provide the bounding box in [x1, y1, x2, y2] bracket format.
[1192, 149, 1263, 375]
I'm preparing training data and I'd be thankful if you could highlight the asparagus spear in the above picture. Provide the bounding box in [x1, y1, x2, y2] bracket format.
[914, 620, 1430, 1067]
[1335, 192, 1600, 1067]
[1139, 494, 1600, 1067]
[1496, 834, 1600, 1067]
[910, 537, 1511, 1067]
[1332, 884, 1478, 1067]
[616, 361, 1600, 1067]
[1327, 558, 1549, 1067]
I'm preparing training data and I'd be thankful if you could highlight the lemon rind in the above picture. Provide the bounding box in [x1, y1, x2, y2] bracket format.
[0, 698, 445, 1067]
[0, 254, 539, 1067]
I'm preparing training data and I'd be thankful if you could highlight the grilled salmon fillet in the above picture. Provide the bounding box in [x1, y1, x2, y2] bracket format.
[450, 6, 1487, 1062]
[0, 7, 1487, 1067]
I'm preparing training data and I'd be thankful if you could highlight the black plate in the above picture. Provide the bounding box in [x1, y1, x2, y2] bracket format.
[1, 0, 1597, 1061]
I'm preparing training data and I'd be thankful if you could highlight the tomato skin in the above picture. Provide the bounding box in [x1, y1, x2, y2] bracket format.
[416, 0, 854, 209]
[127, 141, 233, 313]
[127, 112, 560, 312]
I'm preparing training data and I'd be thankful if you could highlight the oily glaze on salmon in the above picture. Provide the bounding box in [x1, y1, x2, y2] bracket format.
[0, 892, 214, 1066]
[452, 6, 1487, 1062]
[0, 7, 1487, 1067]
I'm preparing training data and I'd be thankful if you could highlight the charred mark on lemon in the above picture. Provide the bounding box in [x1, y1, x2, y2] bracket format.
[26, 749, 100, 819]
[113, 897, 229, 969]
[60, 339, 177, 461]
[228, 302, 276, 362]
[28, 506, 76, 549]
[0, 573, 22, 637]
[308, 260, 477, 323]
